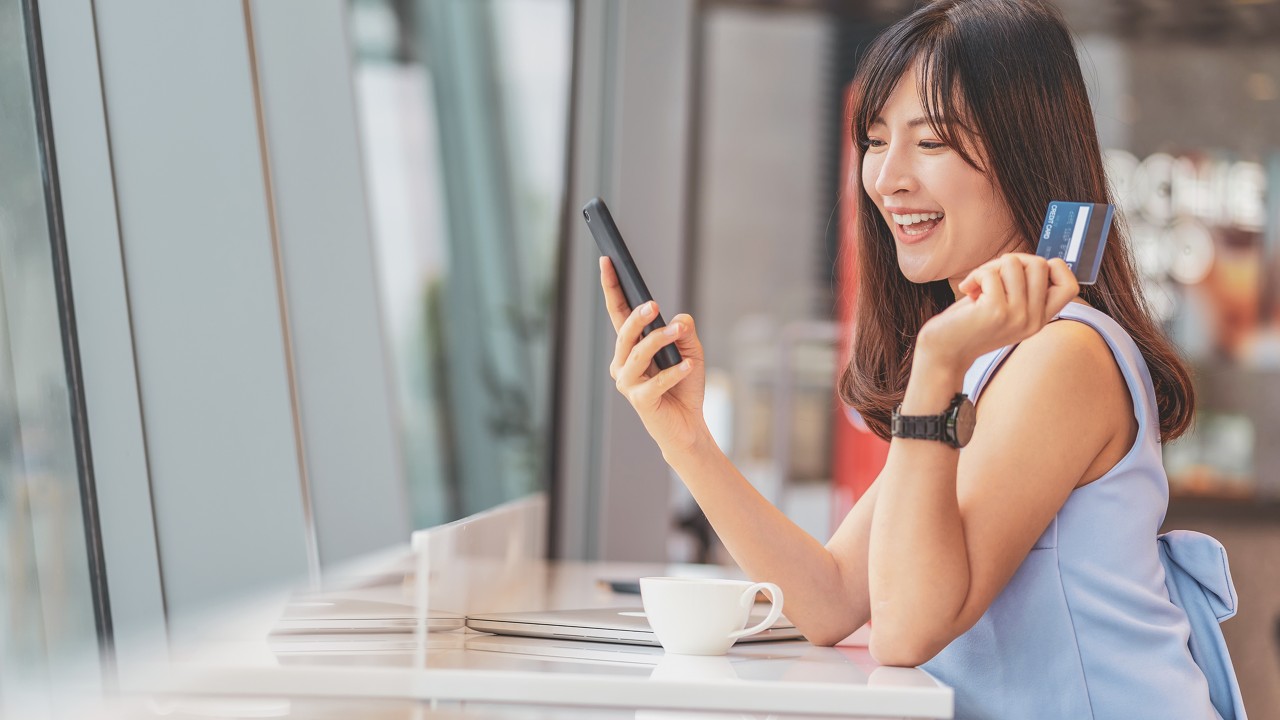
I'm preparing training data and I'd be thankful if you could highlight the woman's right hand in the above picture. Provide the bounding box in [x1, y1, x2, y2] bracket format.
[599, 256, 709, 459]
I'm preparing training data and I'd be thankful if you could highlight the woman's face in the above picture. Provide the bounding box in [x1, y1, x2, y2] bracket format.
[861, 67, 1019, 294]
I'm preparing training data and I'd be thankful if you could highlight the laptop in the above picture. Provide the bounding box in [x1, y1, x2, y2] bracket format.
[272, 594, 466, 634]
[465, 607, 803, 646]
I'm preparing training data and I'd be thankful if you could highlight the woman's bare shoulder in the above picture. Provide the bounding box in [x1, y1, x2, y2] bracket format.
[1002, 307, 1120, 389]
[983, 308, 1126, 394]
[978, 307, 1135, 480]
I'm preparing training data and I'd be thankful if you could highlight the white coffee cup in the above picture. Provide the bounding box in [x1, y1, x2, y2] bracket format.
[639, 577, 785, 656]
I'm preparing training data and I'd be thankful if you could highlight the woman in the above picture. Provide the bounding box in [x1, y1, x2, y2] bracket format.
[598, 1, 1245, 718]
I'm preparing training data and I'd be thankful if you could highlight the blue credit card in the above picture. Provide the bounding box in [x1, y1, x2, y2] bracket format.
[1034, 201, 1115, 285]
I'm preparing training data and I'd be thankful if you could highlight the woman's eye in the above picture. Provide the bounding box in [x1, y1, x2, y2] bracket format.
[919, 140, 947, 151]
[862, 138, 887, 150]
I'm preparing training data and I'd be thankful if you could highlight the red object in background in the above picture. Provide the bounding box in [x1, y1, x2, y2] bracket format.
[832, 82, 890, 527]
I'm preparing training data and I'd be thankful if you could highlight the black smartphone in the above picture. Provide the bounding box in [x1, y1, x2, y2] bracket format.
[597, 578, 642, 595]
[582, 197, 683, 370]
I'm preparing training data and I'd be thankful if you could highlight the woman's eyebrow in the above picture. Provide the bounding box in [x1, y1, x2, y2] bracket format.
[869, 115, 944, 128]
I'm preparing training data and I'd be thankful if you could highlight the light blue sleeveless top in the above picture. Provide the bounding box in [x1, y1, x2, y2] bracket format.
[920, 303, 1247, 720]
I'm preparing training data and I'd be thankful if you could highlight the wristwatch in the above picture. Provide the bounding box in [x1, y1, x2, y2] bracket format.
[891, 393, 976, 448]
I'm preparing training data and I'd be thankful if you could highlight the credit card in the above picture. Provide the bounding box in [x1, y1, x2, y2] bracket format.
[1034, 201, 1115, 285]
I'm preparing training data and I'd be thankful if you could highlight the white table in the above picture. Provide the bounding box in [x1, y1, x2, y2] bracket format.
[110, 553, 951, 719]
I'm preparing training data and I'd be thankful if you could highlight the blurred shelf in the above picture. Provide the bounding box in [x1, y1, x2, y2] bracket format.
[1166, 494, 1280, 524]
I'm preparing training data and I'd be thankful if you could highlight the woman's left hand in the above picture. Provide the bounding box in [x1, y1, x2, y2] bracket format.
[916, 253, 1079, 371]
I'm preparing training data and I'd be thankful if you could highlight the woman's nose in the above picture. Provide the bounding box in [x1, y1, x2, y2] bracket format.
[872, 145, 918, 197]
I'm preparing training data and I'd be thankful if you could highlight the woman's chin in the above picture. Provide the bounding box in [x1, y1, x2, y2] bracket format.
[895, 259, 941, 285]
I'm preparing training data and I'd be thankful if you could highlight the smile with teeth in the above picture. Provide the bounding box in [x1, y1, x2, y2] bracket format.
[891, 211, 944, 236]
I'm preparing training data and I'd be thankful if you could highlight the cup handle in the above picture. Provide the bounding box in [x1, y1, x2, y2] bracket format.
[726, 582, 784, 640]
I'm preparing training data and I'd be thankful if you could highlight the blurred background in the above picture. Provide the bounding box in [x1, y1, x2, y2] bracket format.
[2, 0, 1277, 717]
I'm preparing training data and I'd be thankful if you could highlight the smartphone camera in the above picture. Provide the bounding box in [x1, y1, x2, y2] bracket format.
[583, 209, 591, 222]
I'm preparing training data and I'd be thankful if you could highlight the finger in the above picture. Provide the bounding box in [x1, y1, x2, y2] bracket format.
[1013, 254, 1050, 324]
[618, 320, 683, 386]
[999, 255, 1027, 318]
[667, 313, 704, 360]
[960, 255, 1003, 299]
[610, 300, 658, 380]
[626, 358, 694, 410]
[958, 268, 987, 299]
[1044, 258, 1080, 315]
[599, 257, 632, 333]
[976, 266, 1007, 306]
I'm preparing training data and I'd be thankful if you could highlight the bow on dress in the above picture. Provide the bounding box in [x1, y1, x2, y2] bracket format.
[1158, 530, 1248, 720]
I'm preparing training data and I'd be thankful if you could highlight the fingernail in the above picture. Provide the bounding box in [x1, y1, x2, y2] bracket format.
[680, 360, 691, 371]
[642, 302, 655, 316]
[665, 323, 681, 336]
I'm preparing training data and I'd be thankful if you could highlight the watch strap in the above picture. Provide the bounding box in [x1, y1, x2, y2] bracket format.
[891, 411, 944, 440]
[891, 393, 969, 446]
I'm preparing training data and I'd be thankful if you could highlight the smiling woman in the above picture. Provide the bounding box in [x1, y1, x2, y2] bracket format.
[839, 0, 1194, 446]
[597, 1, 1247, 719]
[835, 1, 1242, 717]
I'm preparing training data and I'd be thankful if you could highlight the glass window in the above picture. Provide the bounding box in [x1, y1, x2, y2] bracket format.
[0, 0, 104, 712]
[348, 0, 573, 527]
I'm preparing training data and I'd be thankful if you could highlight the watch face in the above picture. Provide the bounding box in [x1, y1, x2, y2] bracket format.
[953, 397, 977, 447]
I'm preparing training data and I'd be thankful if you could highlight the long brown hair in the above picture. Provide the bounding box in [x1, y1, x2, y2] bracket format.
[837, 0, 1195, 443]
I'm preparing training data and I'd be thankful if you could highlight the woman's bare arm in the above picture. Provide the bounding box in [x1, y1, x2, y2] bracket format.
[599, 255, 875, 645]
[664, 439, 880, 646]
[599, 253, 1114, 661]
